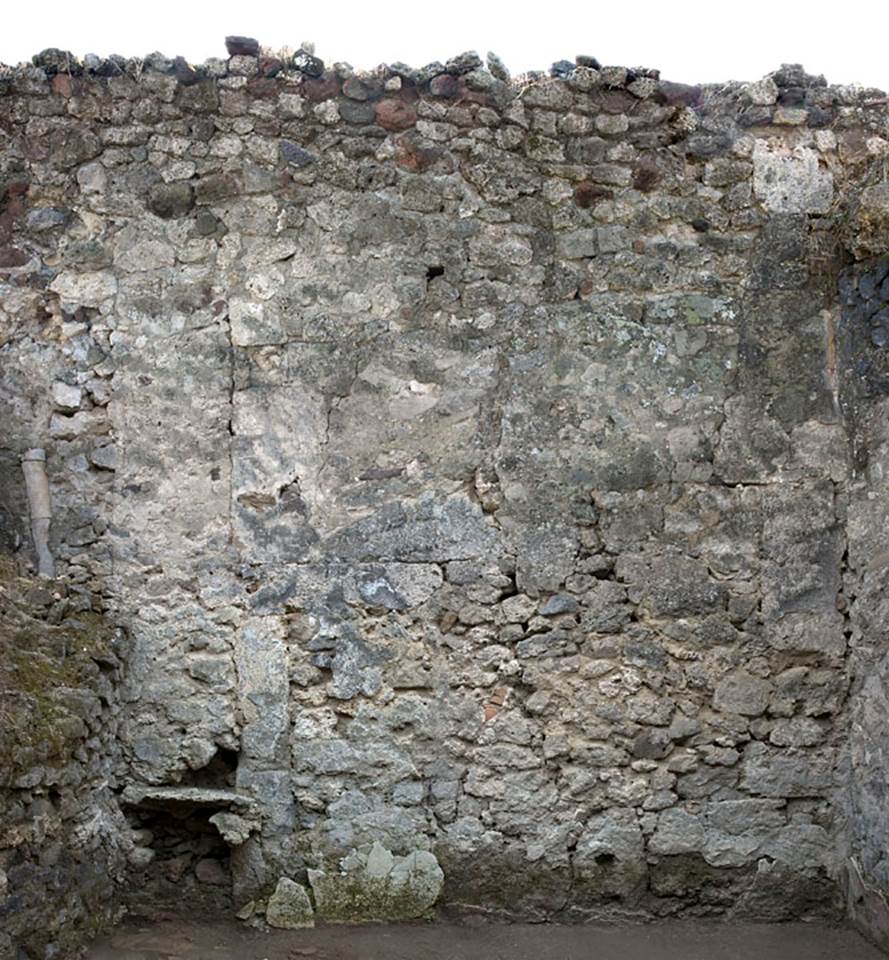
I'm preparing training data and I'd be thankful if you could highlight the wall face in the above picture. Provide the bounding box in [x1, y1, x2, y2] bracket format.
[2, 48, 889, 938]
[0, 558, 127, 959]
[838, 257, 889, 949]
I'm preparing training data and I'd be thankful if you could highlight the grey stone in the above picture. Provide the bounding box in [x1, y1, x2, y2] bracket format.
[539, 594, 579, 616]
[713, 671, 772, 717]
[501, 594, 538, 623]
[89, 444, 118, 471]
[279, 140, 316, 167]
[649, 808, 705, 855]
[357, 573, 406, 610]
[266, 877, 314, 929]
[51, 381, 82, 411]
[49, 270, 116, 307]
[486, 52, 510, 82]
[633, 729, 673, 760]
[550, 60, 575, 78]
[445, 51, 483, 75]
[32, 48, 79, 74]
[740, 743, 836, 797]
[121, 785, 257, 812]
[388, 850, 444, 908]
[209, 812, 257, 845]
[25, 207, 69, 231]
[556, 229, 597, 258]
[147, 182, 195, 219]
[752, 140, 833, 214]
[338, 99, 376, 125]
[365, 840, 395, 877]
[746, 77, 780, 105]
[127, 845, 155, 867]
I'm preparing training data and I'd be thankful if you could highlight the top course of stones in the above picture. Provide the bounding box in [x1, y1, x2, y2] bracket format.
[2, 38, 887, 112]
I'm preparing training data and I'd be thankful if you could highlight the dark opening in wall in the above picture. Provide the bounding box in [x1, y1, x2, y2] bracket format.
[426, 265, 445, 281]
[179, 747, 239, 789]
[125, 800, 233, 918]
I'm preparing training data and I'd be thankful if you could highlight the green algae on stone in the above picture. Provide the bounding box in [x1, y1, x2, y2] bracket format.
[0, 559, 115, 777]
[308, 844, 444, 922]
[266, 877, 314, 929]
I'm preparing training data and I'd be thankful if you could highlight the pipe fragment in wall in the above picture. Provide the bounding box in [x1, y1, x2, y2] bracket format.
[21, 448, 55, 578]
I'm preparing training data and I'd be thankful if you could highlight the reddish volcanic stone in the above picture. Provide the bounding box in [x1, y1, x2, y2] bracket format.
[3, 181, 29, 198]
[258, 57, 283, 78]
[633, 164, 661, 192]
[574, 182, 613, 208]
[302, 75, 342, 102]
[375, 99, 417, 132]
[0, 247, 30, 268]
[246, 77, 278, 99]
[225, 36, 260, 57]
[460, 87, 493, 106]
[657, 81, 703, 107]
[51, 74, 73, 97]
[0, 183, 28, 240]
[394, 134, 441, 173]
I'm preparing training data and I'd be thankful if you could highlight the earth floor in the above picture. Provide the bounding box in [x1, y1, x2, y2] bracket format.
[86, 918, 886, 960]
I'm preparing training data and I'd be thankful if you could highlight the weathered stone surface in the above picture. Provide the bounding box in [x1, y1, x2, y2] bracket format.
[745, 76, 779, 105]
[49, 269, 117, 306]
[741, 743, 836, 797]
[225, 36, 260, 57]
[3, 48, 889, 953]
[713, 671, 772, 717]
[650, 809, 705, 855]
[0, 559, 127, 958]
[266, 877, 314, 928]
[848, 183, 889, 260]
[209, 812, 258, 845]
[375, 98, 417, 131]
[32, 48, 79, 74]
[309, 845, 443, 921]
[147, 181, 195, 219]
[51, 380, 82, 411]
[279, 139, 315, 167]
[752, 140, 833, 213]
[572, 810, 646, 902]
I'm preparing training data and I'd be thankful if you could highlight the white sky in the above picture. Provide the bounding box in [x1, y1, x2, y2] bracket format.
[2, 0, 887, 91]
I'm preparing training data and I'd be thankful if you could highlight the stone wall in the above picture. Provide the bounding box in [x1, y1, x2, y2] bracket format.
[837, 254, 889, 950]
[0, 557, 127, 958]
[2, 41, 889, 953]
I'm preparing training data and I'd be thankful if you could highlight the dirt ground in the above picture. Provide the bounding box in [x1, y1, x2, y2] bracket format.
[86, 918, 886, 960]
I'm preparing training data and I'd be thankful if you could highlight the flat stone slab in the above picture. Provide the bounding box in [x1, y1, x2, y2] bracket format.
[120, 785, 257, 814]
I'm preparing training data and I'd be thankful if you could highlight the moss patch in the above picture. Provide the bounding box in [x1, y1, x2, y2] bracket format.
[309, 868, 435, 922]
[0, 556, 114, 778]
[307, 846, 444, 923]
